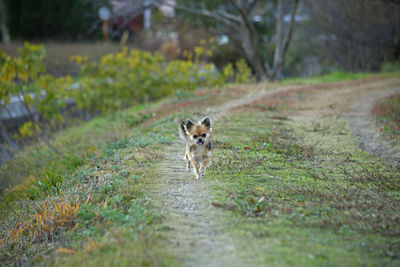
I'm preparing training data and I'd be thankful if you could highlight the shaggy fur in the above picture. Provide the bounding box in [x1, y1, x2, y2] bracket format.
[179, 117, 212, 179]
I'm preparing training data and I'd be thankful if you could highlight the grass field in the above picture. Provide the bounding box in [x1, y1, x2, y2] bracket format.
[1, 65, 400, 265]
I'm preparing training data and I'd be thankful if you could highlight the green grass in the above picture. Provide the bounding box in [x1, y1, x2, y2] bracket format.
[1, 73, 399, 266]
[282, 70, 400, 85]
[207, 111, 400, 265]
[0, 103, 150, 202]
[0, 106, 181, 265]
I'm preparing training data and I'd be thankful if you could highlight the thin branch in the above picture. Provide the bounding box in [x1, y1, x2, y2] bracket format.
[270, 0, 299, 78]
[156, 2, 241, 30]
[218, 10, 241, 23]
[229, 0, 267, 73]
[281, 0, 299, 60]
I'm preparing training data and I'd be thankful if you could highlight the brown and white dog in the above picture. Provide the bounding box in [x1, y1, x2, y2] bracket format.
[179, 117, 212, 179]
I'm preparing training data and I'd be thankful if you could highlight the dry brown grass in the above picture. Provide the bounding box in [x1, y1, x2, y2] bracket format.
[2, 200, 80, 248]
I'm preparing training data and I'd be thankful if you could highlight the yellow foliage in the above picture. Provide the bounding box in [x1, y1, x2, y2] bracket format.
[19, 122, 38, 138]
[223, 63, 234, 82]
[235, 59, 252, 83]
[69, 55, 88, 65]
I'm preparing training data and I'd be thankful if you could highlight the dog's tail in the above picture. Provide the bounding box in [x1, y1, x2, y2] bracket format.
[179, 119, 188, 141]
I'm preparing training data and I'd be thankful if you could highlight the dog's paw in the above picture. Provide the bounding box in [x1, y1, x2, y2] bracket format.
[186, 167, 191, 172]
[196, 174, 202, 179]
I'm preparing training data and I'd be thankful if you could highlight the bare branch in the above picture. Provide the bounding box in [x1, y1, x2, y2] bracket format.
[281, 0, 299, 61]
[270, 0, 299, 79]
[155, 1, 241, 30]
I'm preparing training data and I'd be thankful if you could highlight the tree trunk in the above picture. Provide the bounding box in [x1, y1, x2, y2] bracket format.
[240, 26, 268, 81]
[174, 0, 299, 82]
[18, 89, 61, 155]
[0, 118, 18, 151]
[270, 0, 299, 80]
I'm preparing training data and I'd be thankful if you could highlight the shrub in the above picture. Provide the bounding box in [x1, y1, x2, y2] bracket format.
[222, 59, 252, 83]
[71, 47, 225, 114]
[381, 61, 400, 72]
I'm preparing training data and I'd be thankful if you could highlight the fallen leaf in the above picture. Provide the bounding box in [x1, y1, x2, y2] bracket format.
[211, 202, 222, 207]
[56, 248, 77, 254]
[103, 197, 108, 208]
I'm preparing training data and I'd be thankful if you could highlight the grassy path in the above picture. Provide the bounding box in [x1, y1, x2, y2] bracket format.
[145, 76, 400, 266]
[2, 75, 400, 266]
[146, 88, 289, 266]
[149, 144, 242, 266]
[345, 85, 400, 167]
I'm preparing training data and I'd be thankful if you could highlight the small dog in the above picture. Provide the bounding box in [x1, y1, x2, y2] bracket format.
[179, 117, 212, 179]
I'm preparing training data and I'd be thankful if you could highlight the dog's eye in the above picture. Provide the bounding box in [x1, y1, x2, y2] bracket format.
[193, 134, 198, 139]
[201, 133, 206, 137]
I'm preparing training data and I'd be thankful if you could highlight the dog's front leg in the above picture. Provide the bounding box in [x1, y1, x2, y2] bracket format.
[189, 154, 201, 179]
[200, 157, 211, 176]
[185, 143, 191, 171]
[185, 153, 191, 171]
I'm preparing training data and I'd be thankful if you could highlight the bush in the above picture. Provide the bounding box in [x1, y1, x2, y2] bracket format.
[71, 47, 225, 114]
[381, 61, 400, 72]
[0, 43, 252, 151]
[222, 59, 252, 83]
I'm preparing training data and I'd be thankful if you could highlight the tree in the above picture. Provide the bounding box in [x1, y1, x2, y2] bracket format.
[304, 0, 400, 72]
[0, 43, 71, 158]
[3, 0, 108, 40]
[159, 0, 300, 81]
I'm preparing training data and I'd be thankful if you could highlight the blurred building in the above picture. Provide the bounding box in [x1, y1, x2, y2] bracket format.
[109, 0, 175, 40]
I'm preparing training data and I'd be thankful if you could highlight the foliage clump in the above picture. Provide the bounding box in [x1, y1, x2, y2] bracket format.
[0, 42, 251, 146]
[373, 93, 400, 140]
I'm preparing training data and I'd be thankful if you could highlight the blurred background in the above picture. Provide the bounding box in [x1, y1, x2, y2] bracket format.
[1, 0, 400, 161]
[1, 0, 400, 77]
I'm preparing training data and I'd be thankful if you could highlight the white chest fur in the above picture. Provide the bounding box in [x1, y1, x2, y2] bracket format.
[192, 143, 211, 161]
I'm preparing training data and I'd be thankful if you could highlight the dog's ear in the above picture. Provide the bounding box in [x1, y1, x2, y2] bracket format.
[201, 117, 211, 128]
[185, 118, 194, 130]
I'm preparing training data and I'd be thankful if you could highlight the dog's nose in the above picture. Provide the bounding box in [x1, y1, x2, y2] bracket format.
[198, 138, 203, 143]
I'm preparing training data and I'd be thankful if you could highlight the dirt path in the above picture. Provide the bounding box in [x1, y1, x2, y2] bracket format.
[344, 85, 400, 167]
[149, 144, 241, 266]
[147, 86, 296, 266]
[285, 76, 400, 167]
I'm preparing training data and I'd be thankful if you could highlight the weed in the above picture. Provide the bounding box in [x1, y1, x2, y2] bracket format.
[4, 167, 64, 202]
[104, 138, 133, 156]
[0, 200, 79, 264]
[373, 93, 400, 140]
[125, 112, 151, 127]
[251, 128, 318, 160]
